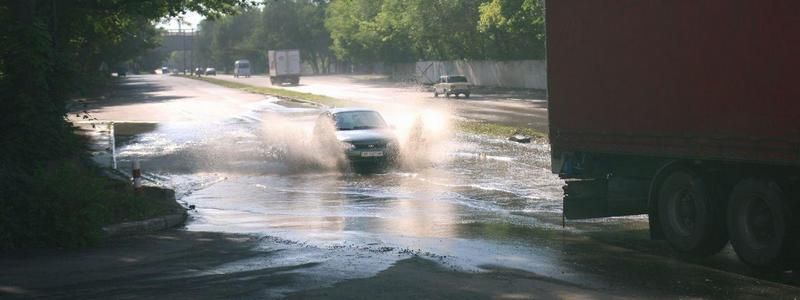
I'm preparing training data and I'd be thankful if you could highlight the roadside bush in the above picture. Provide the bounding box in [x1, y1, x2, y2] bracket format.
[0, 160, 180, 250]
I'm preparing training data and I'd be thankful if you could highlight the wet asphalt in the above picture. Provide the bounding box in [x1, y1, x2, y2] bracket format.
[4, 75, 798, 299]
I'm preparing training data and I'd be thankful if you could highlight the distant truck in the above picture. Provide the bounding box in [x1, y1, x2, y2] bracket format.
[234, 60, 251, 78]
[268, 49, 301, 85]
[547, 0, 799, 269]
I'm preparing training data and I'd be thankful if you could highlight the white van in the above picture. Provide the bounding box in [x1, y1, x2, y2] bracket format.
[234, 60, 251, 78]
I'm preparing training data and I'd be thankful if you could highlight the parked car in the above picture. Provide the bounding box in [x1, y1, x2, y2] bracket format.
[194, 67, 204, 76]
[313, 108, 399, 168]
[205, 67, 216, 76]
[433, 75, 471, 98]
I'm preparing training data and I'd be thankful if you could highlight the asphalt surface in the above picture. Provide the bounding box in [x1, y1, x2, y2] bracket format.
[210, 74, 550, 131]
[3, 75, 798, 299]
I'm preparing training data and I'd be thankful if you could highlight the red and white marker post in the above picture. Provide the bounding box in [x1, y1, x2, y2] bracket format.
[132, 159, 142, 191]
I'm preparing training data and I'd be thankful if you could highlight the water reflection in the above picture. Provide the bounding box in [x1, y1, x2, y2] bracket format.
[376, 169, 458, 238]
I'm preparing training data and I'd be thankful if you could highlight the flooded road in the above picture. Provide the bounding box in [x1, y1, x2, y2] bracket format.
[212, 74, 550, 131]
[9, 75, 786, 299]
[100, 76, 800, 298]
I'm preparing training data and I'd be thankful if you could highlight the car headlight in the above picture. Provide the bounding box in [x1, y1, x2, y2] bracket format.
[340, 142, 355, 151]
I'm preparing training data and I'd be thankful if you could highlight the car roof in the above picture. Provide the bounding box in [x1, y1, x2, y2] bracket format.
[327, 107, 378, 115]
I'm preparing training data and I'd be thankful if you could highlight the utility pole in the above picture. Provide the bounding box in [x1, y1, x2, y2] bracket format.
[179, 22, 185, 74]
[190, 28, 194, 73]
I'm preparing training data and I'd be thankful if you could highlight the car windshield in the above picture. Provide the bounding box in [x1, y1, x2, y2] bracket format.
[333, 111, 387, 130]
[238, 63, 249, 68]
[448, 76, 467, 83]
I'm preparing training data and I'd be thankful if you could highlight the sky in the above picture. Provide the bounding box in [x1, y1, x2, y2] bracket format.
[158, 11, 204, 31]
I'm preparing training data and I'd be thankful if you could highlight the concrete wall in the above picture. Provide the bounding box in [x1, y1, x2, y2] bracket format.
[413, 60, 547, 89]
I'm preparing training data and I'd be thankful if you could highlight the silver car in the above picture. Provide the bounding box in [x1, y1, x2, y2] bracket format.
[313, 108, 399, 167]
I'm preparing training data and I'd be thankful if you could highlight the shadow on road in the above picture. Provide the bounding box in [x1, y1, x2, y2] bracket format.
[69, 76, 188, 114]
[0, 231, 320, 299]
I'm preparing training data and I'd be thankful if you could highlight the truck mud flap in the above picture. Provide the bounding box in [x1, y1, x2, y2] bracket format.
[563, 179, 609, 219]
[564, 178, 649, 220]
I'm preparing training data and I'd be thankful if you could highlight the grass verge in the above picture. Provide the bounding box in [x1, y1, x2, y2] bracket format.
[0, 158, 182, 250]
[455, 120, 547, 141]
[179, 75, 548, 140]
[178, 75, 352, 107]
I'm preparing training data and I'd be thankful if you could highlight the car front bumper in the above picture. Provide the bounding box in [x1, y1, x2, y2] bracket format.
[345, 148, 397, 164]
[447, 88, 470, 94]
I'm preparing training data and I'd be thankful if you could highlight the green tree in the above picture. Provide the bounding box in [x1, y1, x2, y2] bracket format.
[325, 0, 385, 63]
[477, 0, 546, 59]
[192, 1, 335, 74]
[324, 0, 545, 62]
[0, 0, 254, 249]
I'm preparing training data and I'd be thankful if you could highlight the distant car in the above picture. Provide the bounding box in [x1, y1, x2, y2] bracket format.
[313, 108, 399, 168]
[433, 75, 471, 98]
[234, 60, 251, 78]
[194, 68, 203, 76]
[160, 67, 169, 74]
[205, 67, 216, 76]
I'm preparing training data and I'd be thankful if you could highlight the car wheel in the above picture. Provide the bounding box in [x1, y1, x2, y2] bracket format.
[445, 93, 450, 98]
[434, 91, 438, 97]
[465, 93, 471, 98]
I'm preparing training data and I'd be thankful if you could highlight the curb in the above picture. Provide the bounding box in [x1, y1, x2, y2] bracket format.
[102, 212, 188, 238]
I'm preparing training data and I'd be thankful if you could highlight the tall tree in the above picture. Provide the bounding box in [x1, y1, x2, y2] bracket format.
[325, 0, 385, 63]
[477, 0, 545, 59]
[0, 0, 255, 208]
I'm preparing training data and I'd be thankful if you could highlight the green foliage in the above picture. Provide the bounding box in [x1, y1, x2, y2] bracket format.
[136, 47, 171, 72]
[193, 1, 334, 74]
[0, 160, 180, 250]
[478, 0, 546, 59]
[0, 0, 255, 168]
[0, 0, 252, 250]
[195, 0, 546, 69]
[325, 0, 546, 63]
[325, 0, 397, 62]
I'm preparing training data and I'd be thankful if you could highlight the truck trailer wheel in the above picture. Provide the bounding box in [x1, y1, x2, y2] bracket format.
[727, 179, 795, 269]
[657, 169, 728, 256]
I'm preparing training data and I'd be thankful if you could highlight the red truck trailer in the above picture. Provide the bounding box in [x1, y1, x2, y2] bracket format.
[547, 0, 800, 269]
